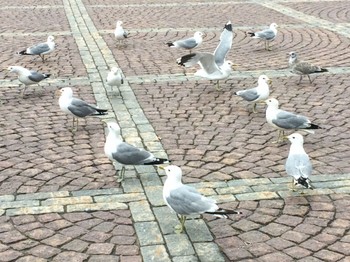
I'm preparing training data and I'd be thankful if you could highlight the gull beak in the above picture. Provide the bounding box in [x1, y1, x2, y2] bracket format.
[231, 63, 240, 70]
[158, 166, 165, 170]
[268, 79, 272, 85]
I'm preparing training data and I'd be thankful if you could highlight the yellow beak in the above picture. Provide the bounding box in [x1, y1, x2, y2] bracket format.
[158, 166, 165, 170]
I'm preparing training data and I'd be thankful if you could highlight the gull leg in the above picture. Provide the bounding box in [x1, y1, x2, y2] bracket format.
[21, 85, 28, 98]
[116, 166, 125, 182]
[289, 178, 296, 192]
[215, 80, 221, 91]
[39, 54, 45, 62]
[297, 75, 303, 85]
[252, 103, 258, 113]
[174, 215, 186, 234]
[307, 75, 313, 84]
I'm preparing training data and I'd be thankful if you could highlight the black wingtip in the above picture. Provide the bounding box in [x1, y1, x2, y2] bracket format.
[308, 123, 322, 130]
[177, 53, 196, 66]
[224, 22, 232, 32]
[17, 50, 27, 55]
[44, 74, 51, 79]
[144, 158, 170, 165]
[247, 32, 255, 37]
[320, 68, 328, 72]
[166, 42, 174, 47]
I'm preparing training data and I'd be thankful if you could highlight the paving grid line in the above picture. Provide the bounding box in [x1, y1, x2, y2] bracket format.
[1, 172, 350, 217]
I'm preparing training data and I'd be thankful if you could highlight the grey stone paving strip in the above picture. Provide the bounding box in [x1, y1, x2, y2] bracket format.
[1, 173, 350, 217]
[0, 5, 63, 10]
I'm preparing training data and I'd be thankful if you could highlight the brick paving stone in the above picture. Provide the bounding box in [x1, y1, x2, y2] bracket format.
[89, 255, 120, 262]
[258, 251, 294, 262]
[260, 222, 292, 237]
[283, 246, 313, 259]
[281, 231, 311, 243]
[86, 243, 114, 255]
[314, 250, 344, 261]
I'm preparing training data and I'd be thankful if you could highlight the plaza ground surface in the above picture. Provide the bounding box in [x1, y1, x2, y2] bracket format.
[1, 0, 350, 261]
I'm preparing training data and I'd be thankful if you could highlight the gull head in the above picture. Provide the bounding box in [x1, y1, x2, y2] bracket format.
[287, 133, 304, 145]
[288, 51, 298, 64]
[106, 121, 121, 133]
[111, 67, 120, 74]
[7, 66, 24, 73]
[258, 75, 272, 85]
[47, 35, 55, 42]
[116, 21, 123, 27]
[194, 31, 204, 39]
[264, 97, 279, 108]
[224, 61, 235, 71]
[270, 23, 278, 29]
[59, 87, 73, 98]
[160, 165, 183, 181]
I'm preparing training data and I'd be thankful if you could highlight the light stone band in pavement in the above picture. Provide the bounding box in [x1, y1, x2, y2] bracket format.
[1, 0, 350, 261]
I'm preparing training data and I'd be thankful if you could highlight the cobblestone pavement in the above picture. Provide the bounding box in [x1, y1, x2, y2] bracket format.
[1, 0, 350, 261]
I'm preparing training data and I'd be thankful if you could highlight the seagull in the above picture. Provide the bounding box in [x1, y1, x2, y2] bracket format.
[159, 165, 241, 234]
[177, 21, 234, 90]
[265, 98, 321, 143]
[106, 67, 124, 92]
[114, 21, 128, 46]
[234, 75, 271, 113]
[247, 23, 278, 51]
[17, 35, 56, 62]
[285, 133, 313, 190]
[104, 122, 169, 182]
[57, 87, 108, 131]
[7, 66, 51, 97]
[167, 31, 204, 53]
[288, 51, 328, 84]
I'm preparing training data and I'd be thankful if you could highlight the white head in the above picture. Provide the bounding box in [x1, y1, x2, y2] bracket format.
[7, 66, 24, 73]
[161, 165, 183, 182]
[258, 75, 271, 85]
[287, 132, 304, 145]
[111, 67, 120, 74]
[116, 21, 123, 27]
[265, 97, 279, 108]
[107, 121, 120, 133]
[221, 60, 234, 72]
[194, 31, 204, 38]
[288, 51, 298, 64]
[47, 35, 55, 42]
[59, 87, 73, 98]
[270, 23, 278, 29]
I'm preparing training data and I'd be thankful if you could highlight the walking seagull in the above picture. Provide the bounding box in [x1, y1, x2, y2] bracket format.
[57, 87, 108, 132]
[234, 75, 271, 113]
[177, 21, 234, 90]
[104, 122, 169, 182]
[160, 165, 241, 234]
[7, 66, 51, 97]
[248, 23, 278, 51]
[288, 51, 328, 84]
[265, 98, 322, 143]
[114, 21, 128, 46]
[167, 31, 204, 53]
[17, 35, 56, 62]
[285, 133, 313, 190]
[106, 67, 124, 92]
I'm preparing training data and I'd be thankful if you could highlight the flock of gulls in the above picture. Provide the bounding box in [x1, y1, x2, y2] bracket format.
[6, 20, 328, 233]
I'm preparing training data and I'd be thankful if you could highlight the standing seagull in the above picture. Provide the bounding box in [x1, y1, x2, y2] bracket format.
[265, 98, 321, 143]
[106, 67, 124, 92]
[177, 21, 234, 90]
[104, 122, 169, 182]
[288, 51, 328, 84]
[17, 35, 56, 62]
[160, 165, 241, 234]
[234, 75, 271, 113]
[114, 21, 128, 46]
[7, 66, 51, 97]
[248, 23, 278, 51]
[58, 87, 108, 132]
[166, 31, 204, 53]
[285, 133, 313, 190]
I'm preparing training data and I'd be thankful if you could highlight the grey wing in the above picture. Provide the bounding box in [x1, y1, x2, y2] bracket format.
[28, 42, 50, 55]
[68, 98, 98, 117]
[112, 142, 153, 165]
[286, 154, 312, 179]
[273, 111, 310, 129]
[28, 71, 46, 82]
[236, 88, 259, 102]
[293, 62, 320, 74]
[166, 186, 216, 215]
[176, 38, 197, 49]
[197, 53, 221, 74]
[256, 29, 275, 40]
[214, 26, 233, 66]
